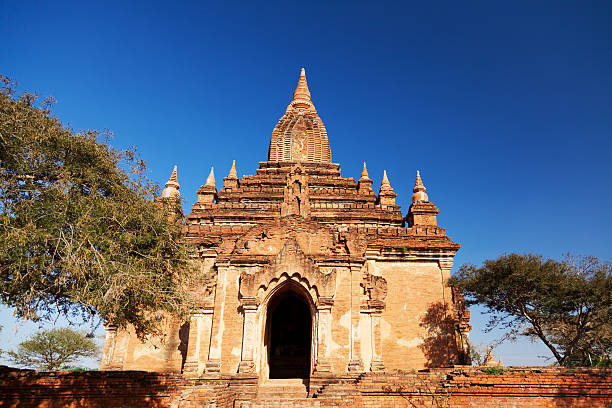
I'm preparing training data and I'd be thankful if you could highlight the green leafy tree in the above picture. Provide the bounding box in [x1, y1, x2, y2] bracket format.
[7, 327, 98, 371]
[0, 76, 197, 338]
[450, 254, 611, 366]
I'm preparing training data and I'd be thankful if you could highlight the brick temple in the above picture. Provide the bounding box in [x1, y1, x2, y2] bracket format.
[100, 68, 471, 383]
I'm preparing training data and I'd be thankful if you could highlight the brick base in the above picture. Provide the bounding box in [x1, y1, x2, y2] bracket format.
[0, 366, 610, 407]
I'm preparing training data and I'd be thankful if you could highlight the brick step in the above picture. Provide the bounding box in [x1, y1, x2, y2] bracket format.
[257, 379, 309, 399]
[237, 399, 321, 408]
[256, 391, 309, 398]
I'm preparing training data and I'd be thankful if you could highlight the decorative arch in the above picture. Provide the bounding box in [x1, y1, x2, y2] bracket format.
[261, 279, 315, 379]
[259, 272, 318, 306]
[239, 238, 336, 305]
[262, 276, 316, 313]
[237, 238, 336, 378]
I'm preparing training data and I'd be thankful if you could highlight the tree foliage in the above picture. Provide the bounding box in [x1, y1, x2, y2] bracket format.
[450, 254, 611, 366]
[7, 327, 99, 371]
[0, 76, 197, 337]
[469, 341, 499, 367]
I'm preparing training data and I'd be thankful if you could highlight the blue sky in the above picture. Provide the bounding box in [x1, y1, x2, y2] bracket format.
[1, 1, 611, 367]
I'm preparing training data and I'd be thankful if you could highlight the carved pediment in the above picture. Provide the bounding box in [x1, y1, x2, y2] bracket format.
[233, 215, 339, 256]
[232, 215, 369, 259]
[239, 238, 336, 301]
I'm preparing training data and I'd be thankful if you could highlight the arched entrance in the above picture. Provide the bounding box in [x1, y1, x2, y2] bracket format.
[265, 288, 312, 379]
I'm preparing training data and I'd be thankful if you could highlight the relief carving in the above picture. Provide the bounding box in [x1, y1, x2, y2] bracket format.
[362, 274, 388, 302]
[232, 216, 337, 256]
[239, 238, 336, 302]
[332, 226, 350, 255]
[281, 163, 310, 218]
[361, 268, 388, 311]
[188, 264, 217, 308]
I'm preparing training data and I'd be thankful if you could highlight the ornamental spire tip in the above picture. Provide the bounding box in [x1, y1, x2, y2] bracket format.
[287, 67, 314, 112]
[205, 167, 215, 187]
[161, 165, 180, 198]
[412, 170, 428, 202]
[228, 160, 237, 179]
[380, 170, 394, 193]
[360, 162, 370, 180]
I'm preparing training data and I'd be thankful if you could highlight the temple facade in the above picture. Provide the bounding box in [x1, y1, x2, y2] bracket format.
[100, 69, 471, 380]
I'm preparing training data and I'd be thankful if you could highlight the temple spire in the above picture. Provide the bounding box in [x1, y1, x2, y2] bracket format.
[228, 160, 237, 179]
[407, 170, 438, 227]
[286, 68, 316, 113]
[378, 170, 396, 206]
[161, 165, 180, 198]
[380, 170, 393, 192]
[223, 160, 239, 189]
[195, 166, 217, 206]
[205, 167, 215, 188]
[270, 68, 330, 162]
[293, 68, 312, 103]
[412, 170, 429, 202]
[360, 162, 370, 180]
[358, 162, 373, 193]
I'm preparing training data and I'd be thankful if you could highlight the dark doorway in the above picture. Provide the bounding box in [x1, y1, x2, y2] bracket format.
[267, 291, 312, 379]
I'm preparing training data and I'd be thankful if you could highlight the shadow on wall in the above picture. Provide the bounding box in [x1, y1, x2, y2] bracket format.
[553, 370, 612, 408]
[418, 302, 457, 368]
[178, 321, 190, 371]
[0, 366, 189, 408]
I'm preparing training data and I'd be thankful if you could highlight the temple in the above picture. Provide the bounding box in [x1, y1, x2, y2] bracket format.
[100, 69, 471, 381]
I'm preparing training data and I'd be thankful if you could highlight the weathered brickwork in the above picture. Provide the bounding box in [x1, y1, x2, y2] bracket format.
[1, 367, 610, 407]
[100, 69, 470, 385]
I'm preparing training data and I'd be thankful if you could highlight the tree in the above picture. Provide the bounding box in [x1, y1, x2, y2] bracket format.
[7, 327, 99, 371]
[450, 254, 611, 366]
[0, 76, 197, 338]
[469, 341, 500, 367]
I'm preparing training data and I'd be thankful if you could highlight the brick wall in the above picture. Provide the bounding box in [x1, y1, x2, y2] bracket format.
[358, 367, 611, 407]
[0, 366, 609, 408]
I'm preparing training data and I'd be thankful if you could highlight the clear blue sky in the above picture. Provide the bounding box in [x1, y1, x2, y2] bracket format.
[1, 1, 611, 367]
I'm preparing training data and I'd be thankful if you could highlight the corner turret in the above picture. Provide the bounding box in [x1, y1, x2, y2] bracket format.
[358, 162, 373, 193]
[406, 170, 439, 226]
[196, 167, 217, 205]
[378, 170, 397, 207]
[223, 160, 239, 189]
